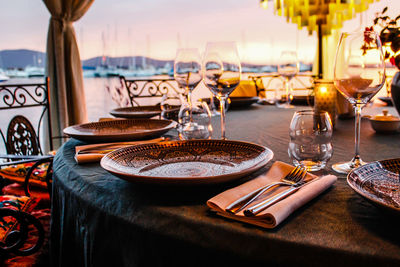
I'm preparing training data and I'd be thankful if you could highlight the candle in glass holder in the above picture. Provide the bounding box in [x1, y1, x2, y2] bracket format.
[314, 79, 337, 127]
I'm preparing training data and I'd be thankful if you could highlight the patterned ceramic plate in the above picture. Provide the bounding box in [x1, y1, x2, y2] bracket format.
[100, 140, 273, 185]
[63, 119, 177, 143]
[110, 106, 161, 119]
[347, 158, 400, 212]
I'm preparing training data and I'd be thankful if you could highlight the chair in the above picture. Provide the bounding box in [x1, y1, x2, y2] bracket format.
[0, 195, 45, 257]
[0, 78, 53, 262]
[0, 77, 53, 200]
[119, 75, 185, 107]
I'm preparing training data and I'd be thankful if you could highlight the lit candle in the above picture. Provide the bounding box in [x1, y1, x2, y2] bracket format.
[314, 79, 337, 127]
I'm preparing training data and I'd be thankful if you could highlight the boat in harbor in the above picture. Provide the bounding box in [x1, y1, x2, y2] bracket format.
[5, 68, 28, 78]
[0, 69, 10, 82]
[25, 66, 45, 77]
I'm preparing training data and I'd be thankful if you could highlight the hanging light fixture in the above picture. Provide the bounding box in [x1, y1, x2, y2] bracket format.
[260, 0, 379, 77]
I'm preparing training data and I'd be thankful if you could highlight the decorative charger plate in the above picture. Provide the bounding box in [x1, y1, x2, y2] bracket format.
[228, 96, 260, 107]
[291, 95, 314, 106]
[347, 158, 400, 213]
[378, 96, 393, 106]
[100, 139, 273, 185]
[63, 119, 177, 143]
[110, 106, 162, 119]
[201, 97, 259, 108]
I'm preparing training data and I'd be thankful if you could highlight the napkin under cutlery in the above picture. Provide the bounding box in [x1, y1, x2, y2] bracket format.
[75, 137, 165, 164]
[207, 161, 337, 229]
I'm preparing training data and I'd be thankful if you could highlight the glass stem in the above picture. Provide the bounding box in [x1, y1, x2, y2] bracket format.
[353, 104, 363, 166]
[286, 78, 293, 103]
[285, 78, 290, 103]
[187, 88, 193, 123]
[219, 96, 227, 140]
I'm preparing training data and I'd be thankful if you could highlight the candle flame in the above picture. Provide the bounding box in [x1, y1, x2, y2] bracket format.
[319, 86, 328, 94]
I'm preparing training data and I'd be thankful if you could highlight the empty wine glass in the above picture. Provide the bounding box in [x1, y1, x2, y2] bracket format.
[203, 42, 241, 140]
[332, 30, 386, 174]
[277, 51, 299, 108]
[174, 48, 202, 130]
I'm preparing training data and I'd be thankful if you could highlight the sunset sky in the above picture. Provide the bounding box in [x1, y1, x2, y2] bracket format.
[0, 0, 399, 64]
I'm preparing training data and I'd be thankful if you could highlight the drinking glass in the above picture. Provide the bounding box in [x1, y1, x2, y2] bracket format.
[178, 101, 213, 140]
[288, 110, 333, 171]
[160, 92, 183, 122]
[277, 51, 299, 108]
[174, 48, 202, 130]
[332, 30, 386, 174]
[203, 42, 241, 139]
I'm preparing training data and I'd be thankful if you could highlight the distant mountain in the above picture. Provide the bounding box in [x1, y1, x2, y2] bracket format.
[0, 49, 313, 72]
[0, 49, 45, 69]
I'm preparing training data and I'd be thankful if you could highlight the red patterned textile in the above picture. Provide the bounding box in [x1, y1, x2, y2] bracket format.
[0, 162, 50, 189]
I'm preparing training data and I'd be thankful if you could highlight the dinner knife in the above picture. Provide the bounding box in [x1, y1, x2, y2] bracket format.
[243, 177, 321, 216]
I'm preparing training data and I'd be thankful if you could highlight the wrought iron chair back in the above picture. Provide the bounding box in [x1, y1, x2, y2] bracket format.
[249, 73, 317, 105]
[119, 75, 186, 107]
[249, 73, 317, 96]
[0, 77, 52, 155]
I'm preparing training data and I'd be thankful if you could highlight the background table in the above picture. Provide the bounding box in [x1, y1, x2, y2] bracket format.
[50, 105, 400, 266]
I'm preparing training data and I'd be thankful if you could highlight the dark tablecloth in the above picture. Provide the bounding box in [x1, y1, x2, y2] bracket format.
[50, 105, 400, 267]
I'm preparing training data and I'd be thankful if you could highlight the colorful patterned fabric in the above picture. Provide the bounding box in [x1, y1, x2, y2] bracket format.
[0, 162, 50, 188]
[0, 195, 39, 243]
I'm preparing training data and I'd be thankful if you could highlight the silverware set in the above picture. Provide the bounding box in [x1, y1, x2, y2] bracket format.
[226, 166, 308, 216]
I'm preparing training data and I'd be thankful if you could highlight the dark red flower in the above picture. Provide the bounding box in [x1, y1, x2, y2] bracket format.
[390, 56, 396, 66]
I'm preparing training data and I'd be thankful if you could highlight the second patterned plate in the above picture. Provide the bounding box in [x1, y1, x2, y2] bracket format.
[100, 139, 273, 185]
[347, 158, 400, 213]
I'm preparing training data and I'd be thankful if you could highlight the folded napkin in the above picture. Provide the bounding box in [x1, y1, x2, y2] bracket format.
[230, 80, 266, 98]
[207, 161, 337, 229]
[75, 138, 165, 164]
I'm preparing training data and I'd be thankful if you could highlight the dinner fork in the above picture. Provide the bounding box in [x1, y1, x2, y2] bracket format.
[225, 166, 307, 214]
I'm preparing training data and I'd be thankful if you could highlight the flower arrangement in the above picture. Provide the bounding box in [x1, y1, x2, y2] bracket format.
[367, 7, 400, 69]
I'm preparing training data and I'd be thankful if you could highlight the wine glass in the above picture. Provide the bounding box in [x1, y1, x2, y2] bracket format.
[174, 48, 202, 131]
[277, 51, 299, 108]
[203, 42, 241, 140]
[332, 30, 386, 174]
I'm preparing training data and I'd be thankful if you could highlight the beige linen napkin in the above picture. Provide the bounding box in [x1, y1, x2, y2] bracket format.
[75, 138, 165, 164]
[207, 161, 337, 229]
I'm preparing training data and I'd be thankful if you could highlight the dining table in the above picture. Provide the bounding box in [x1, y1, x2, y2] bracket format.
[50, 103, 400, 267]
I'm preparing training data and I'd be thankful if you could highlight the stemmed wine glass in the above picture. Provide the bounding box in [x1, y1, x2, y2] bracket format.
[203, 42, 241, 140]
[277, 51, 299, 108]
[174, 48, 203, 131]
[332, 30, 386, 174]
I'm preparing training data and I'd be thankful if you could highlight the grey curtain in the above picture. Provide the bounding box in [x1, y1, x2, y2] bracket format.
[43, 0, 94, 148]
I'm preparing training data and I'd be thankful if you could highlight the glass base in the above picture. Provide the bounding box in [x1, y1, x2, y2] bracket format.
[210, 110, 220, 117]
[179, 123, 211, 140]
[293, 159, 326, 172]
[276, 102, 294, 109]
[257, 98, 275, 105]
[332, 158, 366, 175]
